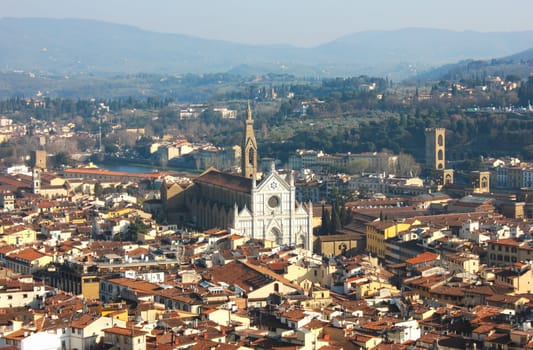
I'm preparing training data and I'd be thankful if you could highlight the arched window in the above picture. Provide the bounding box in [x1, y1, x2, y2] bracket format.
[248, 148, 254, 165]
[438, 149, 443, 161]
[437, 134, 443, 146]
[271, 228, 282, 245]
[481, 177, 488, 188]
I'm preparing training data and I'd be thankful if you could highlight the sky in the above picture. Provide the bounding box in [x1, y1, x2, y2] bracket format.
[3, 0, 533, 47]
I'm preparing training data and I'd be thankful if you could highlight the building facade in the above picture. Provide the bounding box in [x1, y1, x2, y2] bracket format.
[162, 106, 314, 250]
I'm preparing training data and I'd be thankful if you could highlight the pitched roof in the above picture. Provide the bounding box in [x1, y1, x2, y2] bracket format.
[8, 248, 46, 262]
[104, 326, 147, 337]
[405, 252, 440, 265]
[195, 169, 252, 193]
[210, 260, 297, 292]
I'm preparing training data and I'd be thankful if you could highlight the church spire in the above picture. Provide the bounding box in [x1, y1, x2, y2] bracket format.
[242, 101, 258, 179]
[247, 101, 253, 120]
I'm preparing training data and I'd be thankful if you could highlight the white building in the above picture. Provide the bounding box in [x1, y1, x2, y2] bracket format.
[231, 167, 313, 249]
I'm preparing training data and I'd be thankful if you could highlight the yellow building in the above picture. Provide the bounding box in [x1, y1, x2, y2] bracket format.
[344, 276, 400, 299]
[1, 225, 37, 245]
[444, 252, 480, 274]
[366, 220, 414, 259]
[81, 275, 100, 299]
[298, 283, 332, 309]
[351, 332, 383, 350]
[102, 306, 129, 322]
[495, 263, 533, 294]
[316, 233, 364, 257]
[4, 248, 53, 274]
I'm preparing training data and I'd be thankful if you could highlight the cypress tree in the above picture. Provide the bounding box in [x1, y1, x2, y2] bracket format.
[331, 204, 341, 234]
[320, 206, 330, 235]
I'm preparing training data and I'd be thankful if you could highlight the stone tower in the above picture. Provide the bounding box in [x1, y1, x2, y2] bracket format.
[425, 128, 446, 170]
[470, 171, 490, 194]
[241, 102, 258, 179]
[32, 168, 41, 195]
[31, 149, 47, 170]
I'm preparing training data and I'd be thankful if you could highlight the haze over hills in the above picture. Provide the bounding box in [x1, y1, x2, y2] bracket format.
[414, 46, 533, 81]
[2, 18, 533, 79]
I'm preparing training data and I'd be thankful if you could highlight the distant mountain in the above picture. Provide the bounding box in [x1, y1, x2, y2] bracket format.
[504, 47, 533, 62]
[3, 18, 533, 79]
[414, 46, 533, 81]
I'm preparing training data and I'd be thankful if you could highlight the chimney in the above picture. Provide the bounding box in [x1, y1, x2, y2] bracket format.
[12, 319, 23, 331]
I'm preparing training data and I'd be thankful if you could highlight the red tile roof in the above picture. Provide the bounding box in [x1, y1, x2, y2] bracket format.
[104, 326, 147, 337]
[195, 169, 252, 193]
[405, 252, 440, 265]
[8, 248, 46, 262]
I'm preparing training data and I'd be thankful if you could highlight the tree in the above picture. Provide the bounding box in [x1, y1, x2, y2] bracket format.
[320, 206, 330, 236]
[51, 152, 74, 169]
[396, 153, 421, 177]
[123, 218, 148, 242]
[339, 205, 352, 226]
[94, 182, 103, 197]
[330, 204, 341, 234]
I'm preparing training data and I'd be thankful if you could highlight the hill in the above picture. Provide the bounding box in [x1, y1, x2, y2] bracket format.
[3, 18, 533, 79]
[415, 46, 533, 81]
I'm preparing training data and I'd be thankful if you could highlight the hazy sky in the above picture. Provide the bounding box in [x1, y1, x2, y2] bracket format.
[3, 0, 533, 47]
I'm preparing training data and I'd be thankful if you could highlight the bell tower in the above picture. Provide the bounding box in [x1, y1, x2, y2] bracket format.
[425, 127, 446, 171]
[32, 168, 41, 195]
[426, 127, 454, 189]
[242, 102, 258, 179]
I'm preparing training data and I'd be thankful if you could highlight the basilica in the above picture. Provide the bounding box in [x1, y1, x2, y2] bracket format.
[161, 104, 314, 250]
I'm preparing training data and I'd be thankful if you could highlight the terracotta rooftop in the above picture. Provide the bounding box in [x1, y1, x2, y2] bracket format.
[65, 167, 171, 180]
[405, 252, 440, 265]
[210, 260, 296, 292]
[195, 169, 252, 194]
[8, 248, 46, 262]
[104, 326, 147, 337]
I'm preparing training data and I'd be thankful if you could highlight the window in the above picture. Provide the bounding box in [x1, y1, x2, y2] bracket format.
[248, 148, 254, 165]
[268, 196, 280, 208]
